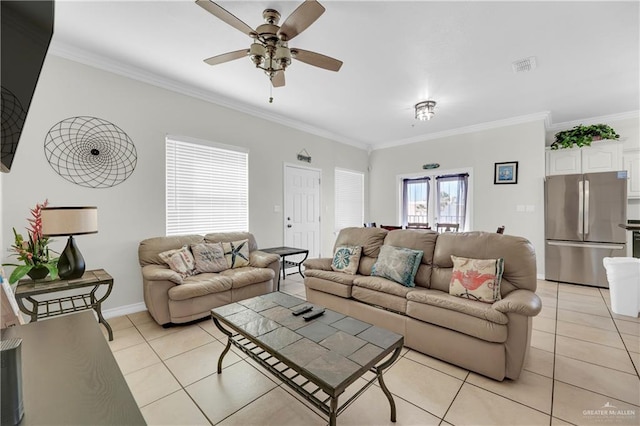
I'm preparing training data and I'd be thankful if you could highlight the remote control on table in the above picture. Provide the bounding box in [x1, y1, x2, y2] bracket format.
[303, 309, 326, 321]
[292, 305, 313, 316]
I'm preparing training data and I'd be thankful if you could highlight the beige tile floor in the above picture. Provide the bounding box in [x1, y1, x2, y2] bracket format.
[105, 276, 640, 425]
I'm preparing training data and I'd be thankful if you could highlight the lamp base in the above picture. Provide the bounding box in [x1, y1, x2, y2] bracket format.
[58, 236, 85, 280]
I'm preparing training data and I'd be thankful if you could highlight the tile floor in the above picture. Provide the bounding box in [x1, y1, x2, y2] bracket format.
[104, 276, 640, 425]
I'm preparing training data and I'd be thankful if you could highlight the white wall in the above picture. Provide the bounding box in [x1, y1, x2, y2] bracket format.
[1, 55, 369, 312]
[369, 120, 546, 273]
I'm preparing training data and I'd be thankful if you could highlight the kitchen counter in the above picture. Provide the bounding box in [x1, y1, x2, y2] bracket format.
[619, 223, 640, 231]
[619, 221, 640, 258]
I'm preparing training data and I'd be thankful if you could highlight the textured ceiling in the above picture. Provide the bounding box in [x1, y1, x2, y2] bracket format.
[50, 1, 640, 149]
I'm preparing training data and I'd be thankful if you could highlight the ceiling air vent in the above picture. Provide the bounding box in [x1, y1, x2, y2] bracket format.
[512, 56, 537, 73]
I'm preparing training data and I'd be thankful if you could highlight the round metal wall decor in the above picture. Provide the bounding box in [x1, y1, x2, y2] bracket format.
[44, 116, 137, 188]
[1, 87, 26, 159]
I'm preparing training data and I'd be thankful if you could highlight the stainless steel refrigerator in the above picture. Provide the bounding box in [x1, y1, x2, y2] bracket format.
[545, 171, 627, 288]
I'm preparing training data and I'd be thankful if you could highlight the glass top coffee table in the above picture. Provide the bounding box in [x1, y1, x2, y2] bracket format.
[211, 292, 404, 426]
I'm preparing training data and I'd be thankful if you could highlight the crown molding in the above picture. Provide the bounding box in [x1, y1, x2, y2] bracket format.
[546, 110, 640, 132]
[48, 40, 370, 151]
[372, 111, 551, 151]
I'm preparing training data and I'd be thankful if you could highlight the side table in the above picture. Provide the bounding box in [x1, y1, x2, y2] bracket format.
[14, 269, 114, 340]
[261, 246, 309, 290]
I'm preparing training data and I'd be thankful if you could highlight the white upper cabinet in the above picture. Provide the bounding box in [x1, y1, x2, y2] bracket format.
[546, 140, 623, 176]
[623, 150, 640, 199]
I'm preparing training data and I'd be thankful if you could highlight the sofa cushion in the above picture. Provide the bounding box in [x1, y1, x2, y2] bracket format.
[449, 255, 504, 303]
[168, 274, 233, 301]
[222, 239, 250, 268]
[139, 235, 204, 267]
[406, 289, 508, 324]
[192, 242, 228, 273]
[351, 286, 407, 313]
[305, 275, 354, 298]
[331, 245, 362, 275]
[406, 288, 509, 342]
[220, 266, 274, 289]
[333, 227, 388, 275]
[158, 245, 197, 278]
[353, 276, 414, 298]
[205, 232, 258, 252]
[431, 232, 536, 296]
[383, 230, 437, 288]
[371, 245, 423, 287]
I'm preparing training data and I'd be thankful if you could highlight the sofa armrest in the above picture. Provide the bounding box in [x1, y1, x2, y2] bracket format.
[303, 258, 333, 271]
[141, 264, 183, 285]
[250, 251, 280, 268]
[492, 289, 542, 317]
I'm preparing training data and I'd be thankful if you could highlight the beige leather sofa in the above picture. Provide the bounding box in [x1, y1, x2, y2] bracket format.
[304, 227, 541, 381]
[138, 232, 280, 326]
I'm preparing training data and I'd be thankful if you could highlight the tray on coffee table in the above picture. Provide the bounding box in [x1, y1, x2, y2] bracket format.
[211, 292, 404, 426]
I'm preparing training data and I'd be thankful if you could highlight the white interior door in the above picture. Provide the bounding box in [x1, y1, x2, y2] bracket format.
[284, 165, 321, 259]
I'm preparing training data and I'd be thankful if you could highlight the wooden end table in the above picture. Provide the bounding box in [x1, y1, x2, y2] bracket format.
[14, 269, 115, 340]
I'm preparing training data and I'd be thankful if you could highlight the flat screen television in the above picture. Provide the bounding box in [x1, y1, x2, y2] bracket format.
[1, 1, 54, 173]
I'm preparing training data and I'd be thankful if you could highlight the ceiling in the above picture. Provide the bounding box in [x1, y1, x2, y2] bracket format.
[50, 1, 639, 150]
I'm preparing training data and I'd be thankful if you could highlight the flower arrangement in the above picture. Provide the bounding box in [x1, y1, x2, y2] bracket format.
[3, 200, 58, 283]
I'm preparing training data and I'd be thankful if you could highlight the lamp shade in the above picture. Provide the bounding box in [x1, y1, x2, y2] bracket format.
[41, 207, 98, 236]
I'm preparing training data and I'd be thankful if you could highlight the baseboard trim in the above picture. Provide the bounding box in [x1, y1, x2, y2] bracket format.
[103, 302, 147, 319]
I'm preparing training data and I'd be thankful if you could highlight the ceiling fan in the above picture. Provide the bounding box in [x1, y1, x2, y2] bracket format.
[195, 0, 343, 89]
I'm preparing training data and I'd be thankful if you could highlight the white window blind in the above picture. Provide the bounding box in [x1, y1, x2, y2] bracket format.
[335, 168, 364, 231]
[166, 136, 248, 236]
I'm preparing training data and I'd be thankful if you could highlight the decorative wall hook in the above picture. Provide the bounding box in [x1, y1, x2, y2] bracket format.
[297, 149, 311, 163]
[422, 163, 440, 169]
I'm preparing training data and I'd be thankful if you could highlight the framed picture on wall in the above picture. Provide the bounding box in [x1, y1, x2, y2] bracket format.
[494, 161, 518, 184]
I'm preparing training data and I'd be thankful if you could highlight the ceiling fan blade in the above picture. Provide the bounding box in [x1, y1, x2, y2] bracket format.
[291, 48, 342, 72]
[278, 0, 325, 41]
[271, 71, 285, 87]
[204, 49, 249, 66]
[196, 0, 255, 37]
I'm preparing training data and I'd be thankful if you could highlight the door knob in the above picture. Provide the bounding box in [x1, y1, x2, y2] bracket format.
[287, 224, 292, 228]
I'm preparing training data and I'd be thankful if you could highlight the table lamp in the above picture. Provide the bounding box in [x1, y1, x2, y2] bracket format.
[41, 207, 98, 280]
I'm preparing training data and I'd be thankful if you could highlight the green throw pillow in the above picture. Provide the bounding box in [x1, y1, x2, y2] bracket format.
[371, 245, 423, 287]
[331, 245, 362, 275]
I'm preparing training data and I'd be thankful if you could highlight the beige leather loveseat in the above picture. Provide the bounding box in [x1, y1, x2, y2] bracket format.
[138, 232, 280, 326]
[303, 227, 541, 381]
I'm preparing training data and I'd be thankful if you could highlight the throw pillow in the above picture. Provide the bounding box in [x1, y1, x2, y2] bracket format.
[449, 255, 504, 303]
[331, 246, 362, 275]
[158, 245, 196, 278]
[222, 239, 250, 269]
[191, 242, 228, 273]
[371, 245, 424, 287]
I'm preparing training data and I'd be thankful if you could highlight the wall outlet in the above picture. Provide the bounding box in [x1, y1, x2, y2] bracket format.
[525, 205, 535, 212]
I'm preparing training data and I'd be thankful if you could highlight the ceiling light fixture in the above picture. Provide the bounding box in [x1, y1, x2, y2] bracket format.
[415, 100, 436, 121]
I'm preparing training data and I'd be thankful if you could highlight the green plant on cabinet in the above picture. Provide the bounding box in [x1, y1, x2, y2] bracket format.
[551, 124, 620, 150]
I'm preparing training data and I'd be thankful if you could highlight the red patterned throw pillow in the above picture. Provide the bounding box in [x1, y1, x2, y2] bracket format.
[158, 245, 197, 278]
[449, 255, 504, 303]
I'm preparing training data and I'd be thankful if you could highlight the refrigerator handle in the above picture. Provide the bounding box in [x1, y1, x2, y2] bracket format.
[584, 179, 590, 236]
[578, 180, 584, 237]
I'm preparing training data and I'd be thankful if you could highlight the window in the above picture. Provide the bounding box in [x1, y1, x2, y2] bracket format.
[402, 177, 430, 225]
[166, 136, 248, 236]
[335, 168, 364, 231]
[401, 171, 471, 230]
[436, 174, 469, 230]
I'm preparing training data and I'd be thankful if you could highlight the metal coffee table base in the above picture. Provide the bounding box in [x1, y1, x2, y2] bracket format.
[213, 317, 402, 425]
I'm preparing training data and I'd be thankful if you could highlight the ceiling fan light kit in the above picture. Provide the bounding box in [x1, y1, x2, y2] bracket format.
[415, 100, 437, 121]
[196, 0, 342, 92]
